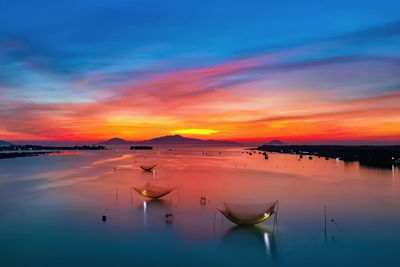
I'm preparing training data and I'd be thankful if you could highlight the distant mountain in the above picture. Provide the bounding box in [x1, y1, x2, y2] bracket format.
[264, 140, 286, 146]
[0, 140, 13, 146]
[145, 135, 240, 146]
[97, 138, 132, 145]
[98, 135, 241, 146]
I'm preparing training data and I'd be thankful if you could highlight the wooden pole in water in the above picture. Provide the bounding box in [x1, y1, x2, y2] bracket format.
[130, 189, 133, 206]
[163, 193, 173, 224]
[273, 215, 276, 233]
[169, 193, 172, 213]
[273, 201, 279, 233]
[324, 204, 327, 240]
[114, 167, 118, 201]
[213, 208, 217, 231]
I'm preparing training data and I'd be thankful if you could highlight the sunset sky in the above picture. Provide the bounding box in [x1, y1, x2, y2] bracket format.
[1, 0, 400, 143]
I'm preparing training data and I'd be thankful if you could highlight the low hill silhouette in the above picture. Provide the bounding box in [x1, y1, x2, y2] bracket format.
[264, 140, 286, 145]
[98, 135, 240, 146]
[0, 140, 13, 146]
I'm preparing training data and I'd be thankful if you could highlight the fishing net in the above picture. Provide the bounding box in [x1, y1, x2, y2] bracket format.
[219, 201, 278, 225]
[140, 164, 157, 171]
[132, 182, 176, 198]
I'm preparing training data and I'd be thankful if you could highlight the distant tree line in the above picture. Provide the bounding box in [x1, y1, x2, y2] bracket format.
[0, 145, 106, 151]
[257, 145, 400, 168]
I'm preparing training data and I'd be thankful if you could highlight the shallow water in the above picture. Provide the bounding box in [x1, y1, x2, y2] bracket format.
[0, 147, 399, 266]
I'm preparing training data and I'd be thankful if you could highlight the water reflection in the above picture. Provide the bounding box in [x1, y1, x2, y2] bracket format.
[141, 199, 171, 228]
[145, 198, 170, 209]
[324, 204, 338, 246]
[223, 225, 278, 261]
[1, 147, 400, 266]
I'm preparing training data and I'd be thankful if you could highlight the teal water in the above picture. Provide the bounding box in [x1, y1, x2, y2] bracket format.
[0, 147, 399, 266]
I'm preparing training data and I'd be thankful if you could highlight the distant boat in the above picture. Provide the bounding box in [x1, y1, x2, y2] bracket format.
[132, 182, 176, 199]
[140, 164, 157, 171]
[218, 201, 278, 226]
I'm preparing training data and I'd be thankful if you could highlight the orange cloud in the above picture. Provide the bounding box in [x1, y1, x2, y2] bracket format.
[1, 55, 400, 142]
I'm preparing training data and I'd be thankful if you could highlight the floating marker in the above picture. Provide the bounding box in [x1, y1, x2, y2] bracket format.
[165, 213, 173, 223]
[200, 195, 207, 206]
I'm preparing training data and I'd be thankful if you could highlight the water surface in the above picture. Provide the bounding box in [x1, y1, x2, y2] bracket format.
[1, 147, 399, 266]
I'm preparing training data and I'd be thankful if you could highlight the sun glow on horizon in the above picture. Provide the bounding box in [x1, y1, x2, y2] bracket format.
[170, 129, 219, 135]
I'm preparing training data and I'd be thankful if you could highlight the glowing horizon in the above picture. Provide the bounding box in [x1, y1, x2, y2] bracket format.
[170, 129, 219, 135]
[1, 1, 400, 142]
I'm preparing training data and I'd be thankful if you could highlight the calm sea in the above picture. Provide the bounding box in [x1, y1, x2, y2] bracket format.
[0, 147, 399, 266]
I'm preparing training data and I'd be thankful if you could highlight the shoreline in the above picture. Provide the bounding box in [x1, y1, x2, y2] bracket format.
[256, 145, 400, 168]
[0, 145, 106, 160]
[0, 151, 54, 160]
